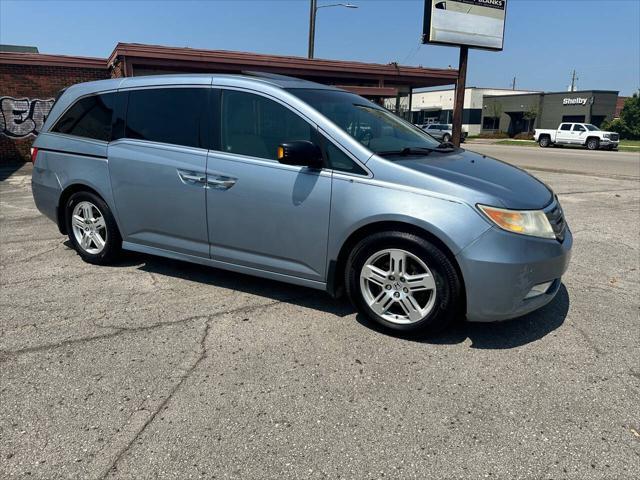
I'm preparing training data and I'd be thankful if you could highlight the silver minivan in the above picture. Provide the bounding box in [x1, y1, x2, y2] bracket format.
[31, 73, 572, 334]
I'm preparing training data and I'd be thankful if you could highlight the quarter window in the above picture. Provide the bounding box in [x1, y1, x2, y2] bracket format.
[324, 140, 366, 175]
[125, 88, 208, 149]
[221, 90, 313, 160]
[52, 92, 118, 141]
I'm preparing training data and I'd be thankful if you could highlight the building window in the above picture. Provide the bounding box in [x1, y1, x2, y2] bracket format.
[561, 115, 586, 124]
[482, 116, 500, 130]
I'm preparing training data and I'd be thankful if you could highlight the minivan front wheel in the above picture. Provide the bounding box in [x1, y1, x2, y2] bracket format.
[346, 232, 461, 334]
[65, 191, 121, 264]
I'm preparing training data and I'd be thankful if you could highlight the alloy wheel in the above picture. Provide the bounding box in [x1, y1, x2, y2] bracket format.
[359, 248, 437, 324]
[71, 201, 107, 255]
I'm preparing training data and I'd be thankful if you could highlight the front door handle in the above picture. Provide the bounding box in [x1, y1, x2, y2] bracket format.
[178, 169, 207, 185]
[207, 175, 237, 191]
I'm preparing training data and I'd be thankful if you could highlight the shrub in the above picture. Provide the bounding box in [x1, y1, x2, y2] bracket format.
[513, 132, 535, 140]
[602, 92, 640, 140]
[477, 132, 509, 139]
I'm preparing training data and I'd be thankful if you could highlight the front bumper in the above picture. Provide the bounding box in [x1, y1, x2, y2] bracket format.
[456, 226, 572, 322]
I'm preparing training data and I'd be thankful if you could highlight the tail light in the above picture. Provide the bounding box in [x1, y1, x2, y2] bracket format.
[30, 147, 39, 164]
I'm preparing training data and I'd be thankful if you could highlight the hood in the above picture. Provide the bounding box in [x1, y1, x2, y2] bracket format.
[393, 149, 553, 210]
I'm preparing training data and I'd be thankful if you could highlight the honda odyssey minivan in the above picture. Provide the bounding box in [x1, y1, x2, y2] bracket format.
[31, 73, 571, 334]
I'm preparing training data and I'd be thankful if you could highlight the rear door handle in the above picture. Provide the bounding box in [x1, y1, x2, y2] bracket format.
[178, 170, 207, 185]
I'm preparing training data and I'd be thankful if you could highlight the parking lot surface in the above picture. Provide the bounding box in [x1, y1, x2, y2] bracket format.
[1, 148, 639, 479]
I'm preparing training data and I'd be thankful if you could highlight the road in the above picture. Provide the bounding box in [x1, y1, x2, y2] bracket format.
[1, 154, 639, 479]
[465, 143, 640, 179]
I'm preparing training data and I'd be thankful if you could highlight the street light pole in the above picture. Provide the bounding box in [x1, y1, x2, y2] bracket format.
[308, 1, 358, 59]
[308, 0, 317, 59]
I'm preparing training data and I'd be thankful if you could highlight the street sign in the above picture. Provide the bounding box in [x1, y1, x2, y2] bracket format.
[422, 0, 507, 51]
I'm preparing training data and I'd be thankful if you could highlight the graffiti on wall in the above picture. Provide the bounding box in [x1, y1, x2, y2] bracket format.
[1, 97, 55, 138]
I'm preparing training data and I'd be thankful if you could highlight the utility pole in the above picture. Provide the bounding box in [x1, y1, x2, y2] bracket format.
[511, 76, 516, 90]
[570, 69, 578, 92]
[452, 46, 468, 147]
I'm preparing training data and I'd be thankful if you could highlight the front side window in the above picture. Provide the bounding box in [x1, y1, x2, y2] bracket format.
[221, 90, 313, 160]
[125, 88, 208, 149]
[573, 124, 586, 132]
[287, 88, 441, 155]
[52, 92, 118, 141]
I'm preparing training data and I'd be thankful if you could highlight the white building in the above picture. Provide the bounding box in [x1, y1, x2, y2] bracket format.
[410, 87, 539, 135]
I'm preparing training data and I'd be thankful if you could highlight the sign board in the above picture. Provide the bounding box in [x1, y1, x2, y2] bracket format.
[562, 97, 591, 106]
[422, 0, 507, 51]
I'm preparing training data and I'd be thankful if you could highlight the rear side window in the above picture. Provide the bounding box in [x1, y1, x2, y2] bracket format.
[52, 92, 118, 141]
[125, 88, 208, 149]
[560, 124, 572, 131]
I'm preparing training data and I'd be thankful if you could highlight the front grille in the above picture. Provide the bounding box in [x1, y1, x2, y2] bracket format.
[545, 200, 566, 242]
[610, 133, 619, 141]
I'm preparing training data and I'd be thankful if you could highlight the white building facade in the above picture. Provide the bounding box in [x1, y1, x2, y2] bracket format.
[410, 87, 538, 136]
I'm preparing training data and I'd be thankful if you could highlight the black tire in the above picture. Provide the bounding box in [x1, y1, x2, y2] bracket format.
[65, 191, 122, 265]
[442, 133, 451, 143]
[345, 231, 462, 335]
[586, 137, 599, 150]
[538, 135, 551, 148]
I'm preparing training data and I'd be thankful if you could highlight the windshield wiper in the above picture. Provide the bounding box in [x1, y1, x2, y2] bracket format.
[376, 146, 435, 157]
[436, 141, 456, 150]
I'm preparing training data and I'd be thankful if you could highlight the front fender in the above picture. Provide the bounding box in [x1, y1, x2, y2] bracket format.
[327, 175, 492, 265]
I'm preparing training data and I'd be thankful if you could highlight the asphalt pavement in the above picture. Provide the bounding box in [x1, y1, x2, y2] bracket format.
[465, 143, 640, 179]
[1, 146, 639, 479]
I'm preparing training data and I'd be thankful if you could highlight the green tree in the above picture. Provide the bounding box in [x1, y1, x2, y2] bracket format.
[523, 105, 538, 132]
[603, 92, 640, 139]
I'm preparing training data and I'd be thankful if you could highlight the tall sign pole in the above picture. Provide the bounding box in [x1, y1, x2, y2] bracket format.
[422, 0, 508, 146]
[451, 46, 468, 147]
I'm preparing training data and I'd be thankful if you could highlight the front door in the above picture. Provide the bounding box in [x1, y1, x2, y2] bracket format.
[206, 89, 331, 282]
[572, 123, 587, 144]
[109, 87, 211, 257]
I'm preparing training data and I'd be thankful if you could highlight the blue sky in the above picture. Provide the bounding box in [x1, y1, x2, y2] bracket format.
[1, 0, 639, 95]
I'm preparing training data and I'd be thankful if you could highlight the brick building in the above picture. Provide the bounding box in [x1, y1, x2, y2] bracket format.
[0, 52, 108, 163]
[1, 42, 459, 164]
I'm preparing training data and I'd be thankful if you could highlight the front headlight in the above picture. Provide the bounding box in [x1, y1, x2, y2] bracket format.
[603, 133, 611, 139]
[478, 205, 555, 239]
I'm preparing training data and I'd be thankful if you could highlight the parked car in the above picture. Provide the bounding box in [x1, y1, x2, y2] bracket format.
[421, 123, 467, 143]
[534, 123, 619, 150]
[31, 74, 571, 334]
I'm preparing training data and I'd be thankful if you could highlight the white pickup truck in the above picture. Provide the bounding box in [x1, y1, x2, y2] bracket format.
[534, 123, 619, 150]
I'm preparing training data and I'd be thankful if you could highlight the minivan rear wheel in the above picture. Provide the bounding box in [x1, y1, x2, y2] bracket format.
[345, 232, 461, 334]
[65, 191, 121, 265]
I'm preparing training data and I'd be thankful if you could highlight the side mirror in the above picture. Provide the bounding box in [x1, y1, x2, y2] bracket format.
[277, 141, 323, 169]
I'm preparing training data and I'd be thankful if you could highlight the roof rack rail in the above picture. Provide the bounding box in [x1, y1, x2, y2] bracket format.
[241, 70, 301, 81]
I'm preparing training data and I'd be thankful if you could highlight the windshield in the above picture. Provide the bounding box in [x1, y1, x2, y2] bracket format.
[287, 88, 442, 153]
[585, 124, 600, 131]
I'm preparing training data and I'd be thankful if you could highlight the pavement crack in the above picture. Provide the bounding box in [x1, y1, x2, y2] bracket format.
[0, 294, 309, 362]
[98, 320, 212, 480]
